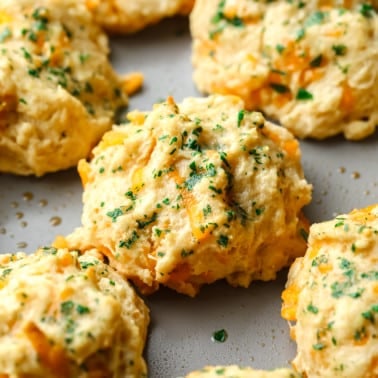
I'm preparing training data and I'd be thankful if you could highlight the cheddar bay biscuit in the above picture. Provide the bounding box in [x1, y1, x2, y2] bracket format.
[0, 0, 127, 176]
[86, 0, 194, 34]
[191, 0, 378, 140]
[67, 94, 312, 296]
[282, 204, 378, 378]
[186, 366, 301, 378]
[0, 247, 149, 378]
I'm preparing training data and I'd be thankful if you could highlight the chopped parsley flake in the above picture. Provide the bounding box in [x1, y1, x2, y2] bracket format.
[310, 54, 323, 68]
[307, 303, 319, 314]
[237, 110, 245, 127]
[219, 151, 230, 168]
[276, 44, 285, 54]
[296, 88, 313, 100]
[119, 231, 139, 249]
[137, 213, 157, 229]
[212, 329, 228, 343]
[270, 83, 289, 94]
[61, 300, 74, 315]
[79, 261, 95, 269]
[0, 27, 12, 43]
[217, 234, 229, 248]
[106, 208, 124, 223]
[76, 305, 90, 315]
[203, 205, 212, 216]
[359, 3, 375, 18]
[125, 191, 137, 201]
[332, 44, 347, 56]
[362, 310, 375, 324]
[312, 342, 325, 351]
[295, 28, 305, 41]
[209, 0, 244, 38]
[299, 228, 309, 242]
[79, 53, 90, 64]
[181, 249, 194, 258]
[1, 268, 12, 278]
[305, 11, 325, 27]
[255, 207, 265, 216]
[28, 68, 40, 78]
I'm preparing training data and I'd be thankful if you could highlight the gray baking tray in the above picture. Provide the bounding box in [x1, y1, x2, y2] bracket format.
[1, 17, 377, 378]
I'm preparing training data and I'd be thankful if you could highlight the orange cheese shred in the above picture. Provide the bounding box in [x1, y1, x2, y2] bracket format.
[281, 284, 299, 321]
[24, 322, 70, 378]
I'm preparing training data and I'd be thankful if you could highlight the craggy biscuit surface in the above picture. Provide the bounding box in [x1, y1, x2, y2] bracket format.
[85, 0, 194, 34]
[185, 366, 301, 378]
[282, 204, 378, 378]
[191, 0, 378, 140]
[0, 0, 127, 176]
[0, 247, 149, 378]
[67, 95, 312, 296]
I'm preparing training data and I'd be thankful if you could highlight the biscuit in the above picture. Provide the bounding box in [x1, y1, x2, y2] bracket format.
[282, 204, 378, 378]
[0, 246, 149, 378]
[0, 0, 127, 176]
[85, 0, 194, 34]
[185, 366, 301, 378]
[191, 0, 378, 140]
[66, 94, 312, 296]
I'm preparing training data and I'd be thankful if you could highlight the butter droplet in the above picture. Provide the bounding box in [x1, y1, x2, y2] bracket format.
[39, 199, 48, 207]
[49, 216, 62, 226]
[351, 172, 360, 179]
[23, 192, 34, 201]
[16, 212, 24, 219]
[0, 227, 6, 234]
[17, 242, 27, 249]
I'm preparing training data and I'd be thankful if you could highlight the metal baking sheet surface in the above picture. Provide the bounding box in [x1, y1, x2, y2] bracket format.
[1, 17, 378, 378]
